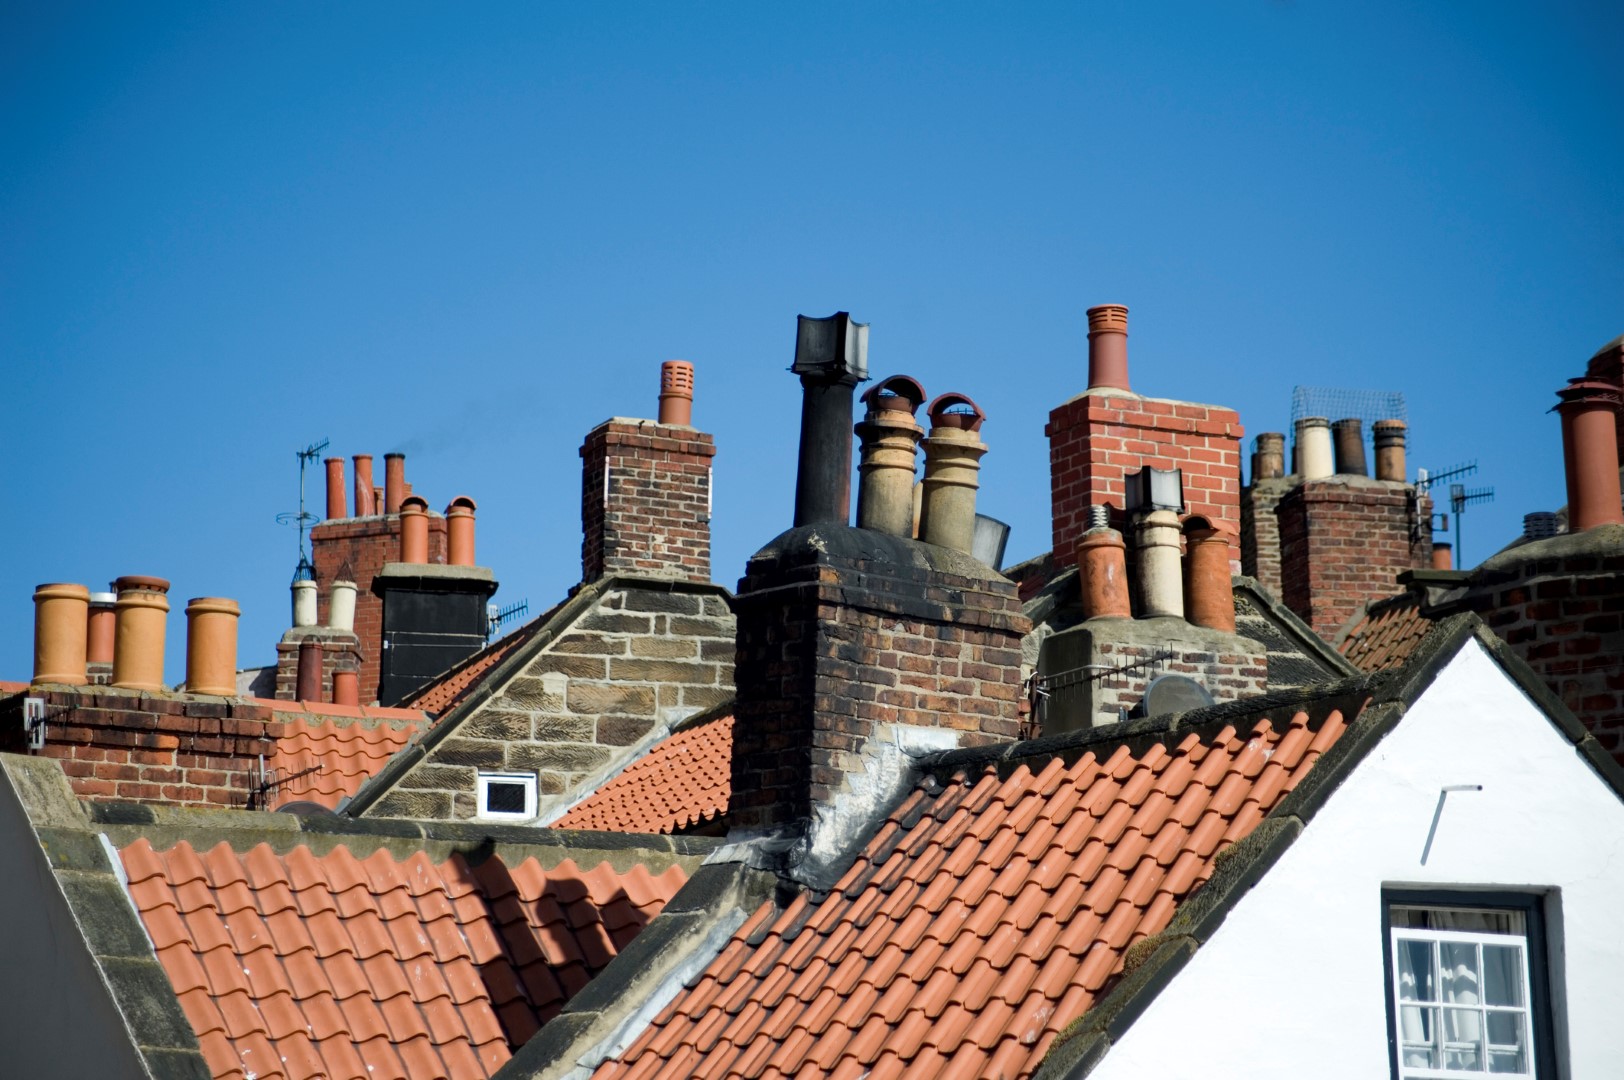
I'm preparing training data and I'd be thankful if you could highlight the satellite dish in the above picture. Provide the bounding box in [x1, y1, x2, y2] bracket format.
[1134, 674, 1215, 719]
[275, 800, 333, 816]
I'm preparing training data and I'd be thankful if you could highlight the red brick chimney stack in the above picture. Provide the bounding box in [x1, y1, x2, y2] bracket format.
[1555, 377, 1623, 531]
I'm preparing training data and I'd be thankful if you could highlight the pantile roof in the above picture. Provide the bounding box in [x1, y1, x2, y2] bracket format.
[263, 706, 430, 809]
[121, 838, 690, 1080]
[402, 620, 544, 716]
[553, 711, 734, 835]
[594, 702, 1353, 1079]
[1337, 593, 1433, 672]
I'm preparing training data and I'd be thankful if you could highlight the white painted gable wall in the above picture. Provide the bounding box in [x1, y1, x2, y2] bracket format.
[1090, 639, 1624, 1079]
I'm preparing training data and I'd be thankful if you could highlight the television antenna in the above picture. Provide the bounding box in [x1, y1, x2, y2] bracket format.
[1416, 460, 1492, 566]
[276, 438, 329, 583]
[487, 599, 530, 639]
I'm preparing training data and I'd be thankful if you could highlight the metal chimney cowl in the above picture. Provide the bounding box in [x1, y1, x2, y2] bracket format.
[1124, 467, 1185, 515]
[793, 312, 869, 383]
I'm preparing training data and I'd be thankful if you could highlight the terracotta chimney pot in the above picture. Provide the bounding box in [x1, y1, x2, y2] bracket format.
[1085, 304, 1130, 392]
[353, 455, 376, 516]
[446, 496, 477, 566]
[855, 376, 927, 538]
[1077, 513, 1131, 620]
[384, 453, 406, 514]
[184, 597, 239, 695]
[332, 669, 359, 706]
[1431, 542, 1453, 571]
[918, 393, 989, 556]
[86, 591, 117, 665]
[399, 495, 430, 564]
[1331, 419, 1368, 477]
[32, 583, 90, 685]
[328, 580, 357, 632]
[659, 360, 695, 426]
[1253, 433, 1285, 482]
[324, 457, 346, 520]
[296, 640, 324, 702]
[1372, 420, 1408, 482]
[1555, 376, 1624, 531]
[111, 575, 171, 691]
[1183, 520, 1237, 633]
[1297, 417, 1334, 480]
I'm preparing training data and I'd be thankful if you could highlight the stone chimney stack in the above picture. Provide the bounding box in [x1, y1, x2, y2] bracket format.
[580, 361, 717, 584]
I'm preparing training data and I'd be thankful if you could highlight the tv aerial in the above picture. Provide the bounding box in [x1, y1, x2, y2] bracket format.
[1415, 460, 1493, 566]
[276, 438, 329, 583]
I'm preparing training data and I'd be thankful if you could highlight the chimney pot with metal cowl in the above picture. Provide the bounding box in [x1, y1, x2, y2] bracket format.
[352, 455, 376, 517]
[658, 360, 695, 426]
[1253, 432, 1286, 481]
[1183, 518, 1237, 633]
[111, 575, 171, 692]
[854, 375, 927, 538]
[1077, 506, 1131, 621]
[399, 495, 430, 564]
[1297, 417, 1334, 480]
[791, 312, 869, 528]
[1086, 304, 1131, 392]
[1125, 467, 1185, 619]
[919, 393, 989, 557]
[1554, 375, 1624, 531]
[33, 583, 90, 685]
[184, 597, 239, 696]
[1331, 418, 1368, 477]
[1373, 420, 1408, 482]
[446, 496, 477, 567]
[384, 453, 407, 514]
[324, 457, 346, 519]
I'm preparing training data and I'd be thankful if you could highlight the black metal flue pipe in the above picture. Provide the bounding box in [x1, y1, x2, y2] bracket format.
[791, 312, 869, 527]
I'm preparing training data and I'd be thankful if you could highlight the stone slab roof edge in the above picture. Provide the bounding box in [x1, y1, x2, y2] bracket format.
[1233, 575, 1361, 678]
[344, 574, 734, 816]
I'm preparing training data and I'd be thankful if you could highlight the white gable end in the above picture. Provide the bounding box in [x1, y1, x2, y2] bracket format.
[1090, 637, 1624, 1079]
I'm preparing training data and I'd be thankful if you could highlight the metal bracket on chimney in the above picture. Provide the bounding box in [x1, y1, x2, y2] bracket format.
[22, 696, 46, 751]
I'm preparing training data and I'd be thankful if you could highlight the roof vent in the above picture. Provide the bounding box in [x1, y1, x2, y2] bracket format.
[1523, 511, 1561, 541]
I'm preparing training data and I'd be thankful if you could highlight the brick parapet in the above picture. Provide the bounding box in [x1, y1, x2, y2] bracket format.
[1277, 477, 1431, 643]
[581, 420, 715, 585]
[368, 583, 736, 821]
[1047, 390, 1244, 572]
[1240, 476, 1292, 599]
[730, 528, 1030, 831]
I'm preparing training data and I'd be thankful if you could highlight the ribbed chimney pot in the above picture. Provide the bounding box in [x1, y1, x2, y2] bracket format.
[1372, 420, 1408, 482]
[855, 376, 927, 538]
[1183, 520, 1237, 633]
[1298, 417, 1334, 480]
[384, 453, 406, 514]
[184, 597, 239, 695]
[399, 495, 430, 563]
[112, 575, 171, 691]
[658, 360, 695, 427]
[353, 455, 376, 516]
[33, 583, 90, 685]
[1555, 376, 1624, 531]
[1331, 419, 1368, 477]
[918, 393, 989, 556]
[446, 496, 477, 566]
[1085, 304, 1130, 392]
[324, 457, 346, 519]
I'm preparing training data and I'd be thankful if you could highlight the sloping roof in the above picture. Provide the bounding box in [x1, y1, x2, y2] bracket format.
[1336, 592, 1433, 672]
[592, 701, 1354, 1079]
[264, 707, 431, 809]
[402, 616, 551, 716]
[552, 711, 734, 835]
[120, 838, 689, 1080]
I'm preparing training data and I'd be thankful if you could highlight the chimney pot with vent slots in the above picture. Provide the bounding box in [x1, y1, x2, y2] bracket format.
[384, 454, 406, 514]
[791, 312, 869, 527]
[111, 575, 170, 691]
[1085, 304, 1130, 392]
[33, 583, 90, 685]
[658, 360, 695, 426]
[1332, 419, 1368, 476]
[855, 375, 927, 538]
[1554, 376, 1624, 531]
[324, 457, 346, 519]
[399, 495, 430, 564]
[1253, 433, 1285, 481]
[1298, 417, 1334, 480]
[352, 455, 376, 517]
[919, 393, 989, 556]
[184, 597, 239, 696]
[446, 496, 477, 566]
[1372, 420, 1407, 482]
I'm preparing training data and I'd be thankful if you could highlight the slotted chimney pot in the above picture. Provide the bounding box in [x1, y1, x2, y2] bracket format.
[658, 361, 695, 427]
[1086, 304, 1130, 392]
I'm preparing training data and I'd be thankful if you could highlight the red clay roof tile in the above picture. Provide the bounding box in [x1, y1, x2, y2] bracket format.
[551, 711, 733, 835]
[1338, 592, 1434, 673]
[266, 711, 428, 811]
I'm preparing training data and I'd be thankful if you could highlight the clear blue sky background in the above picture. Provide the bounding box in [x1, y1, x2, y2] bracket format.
[3, 2, 1621, 685]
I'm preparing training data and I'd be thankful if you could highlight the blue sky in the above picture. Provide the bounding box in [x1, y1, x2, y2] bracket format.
[3, 2, 1621, 684]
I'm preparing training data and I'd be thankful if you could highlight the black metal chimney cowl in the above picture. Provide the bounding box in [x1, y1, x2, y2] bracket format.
[791, 312, 869, 527]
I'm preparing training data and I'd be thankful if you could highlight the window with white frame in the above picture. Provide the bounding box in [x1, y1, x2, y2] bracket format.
[1384, 891, 1556, 1079]
[476, 771, 537, 821]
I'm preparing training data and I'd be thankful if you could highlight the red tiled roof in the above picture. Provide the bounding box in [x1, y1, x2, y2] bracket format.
[596, 708, 1351, 1080]
[554, 712, 734, 835]
[0, 680, 28, 696]
[265, 710, 429, 810]
[403, 622, 540, 715]
[1338, 594, 1433, 672]
[121, 838, 689, 1080]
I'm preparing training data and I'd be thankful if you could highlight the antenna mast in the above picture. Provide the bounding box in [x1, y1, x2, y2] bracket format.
[276, 438, 330, 582]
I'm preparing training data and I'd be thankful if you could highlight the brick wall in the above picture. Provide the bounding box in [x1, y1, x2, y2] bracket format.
[1047, 391, 1244, 571]
[368, 582, 735, 820]
[0, 686, 280, 807]
[1277, 477, 1431, 642]
[1241, 476, 1291, 599]
[310, 513, 447, 701]
[273, 629, 362, 701]
[581, 420, 714, 584]
[730, 528, 1030, 831]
